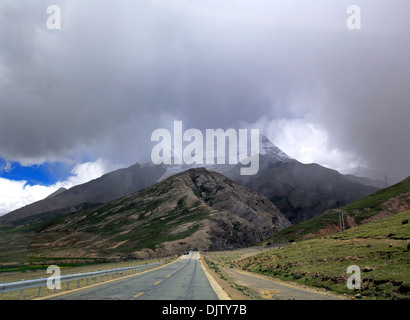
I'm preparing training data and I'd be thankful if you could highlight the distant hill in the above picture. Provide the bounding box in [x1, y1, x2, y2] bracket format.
[0, 168, 290, 265]
[263, 176, 410, 244]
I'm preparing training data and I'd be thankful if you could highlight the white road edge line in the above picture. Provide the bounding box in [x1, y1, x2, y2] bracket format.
[198, 253, 231, 300]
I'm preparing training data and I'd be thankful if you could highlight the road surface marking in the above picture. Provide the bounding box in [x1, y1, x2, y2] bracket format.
[154, 280, 161, 285]
[35, 257, 182, 300]
[134, 292, 143, 298]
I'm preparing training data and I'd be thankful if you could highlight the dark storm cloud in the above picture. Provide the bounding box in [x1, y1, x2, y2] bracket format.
[0, 0, 409, 179]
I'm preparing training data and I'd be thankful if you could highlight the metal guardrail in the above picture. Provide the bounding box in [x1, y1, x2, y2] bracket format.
[0, 262, 162, 300]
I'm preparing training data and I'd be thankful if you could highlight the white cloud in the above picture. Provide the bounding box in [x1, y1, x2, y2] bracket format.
[0, 179, 52, 215]
[241, 116, 366, 172]
[59, 158, 120, 188]
[0, 158, 121, 216]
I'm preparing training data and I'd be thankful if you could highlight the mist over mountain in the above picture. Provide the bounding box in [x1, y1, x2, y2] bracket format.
[145, 134, 380, 224]
[148, 134, 295, 181]
[0, 135, 380, 228]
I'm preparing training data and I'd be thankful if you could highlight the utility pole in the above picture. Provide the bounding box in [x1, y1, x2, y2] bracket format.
[339, 211, 345, 232]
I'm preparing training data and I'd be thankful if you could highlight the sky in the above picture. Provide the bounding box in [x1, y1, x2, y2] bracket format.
[0, 0, 409, 215]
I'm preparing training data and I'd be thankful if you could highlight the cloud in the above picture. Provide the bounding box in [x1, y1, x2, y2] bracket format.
[241, 117, 365, 172]
[0, 158, 120, 215]
[0, 0, 409, 189]
[0, 178, 51, 215]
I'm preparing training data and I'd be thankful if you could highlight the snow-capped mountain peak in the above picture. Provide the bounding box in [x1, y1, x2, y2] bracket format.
[142, 134, 293, 182]
[259, 135, 293, 162]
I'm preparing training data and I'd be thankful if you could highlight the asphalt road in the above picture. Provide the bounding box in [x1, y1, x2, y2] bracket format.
[50, 251, 218, 300]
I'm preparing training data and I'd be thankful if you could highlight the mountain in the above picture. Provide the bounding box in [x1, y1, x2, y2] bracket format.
[45, 187, 67, 199]
[343, 166, 404, 186]
[0, 135, 288, 225]
[343, 174, 386, 189]
[148, 136, 380, 224]
[263, 176, 410, 244]
[224, 155, 379, 224]
[0, 168, 291, 264]
[0, 135, 379, 227]
[153, 134, 295, 182]
[258, 135, 294, 162]
[0, 162, 166, 226]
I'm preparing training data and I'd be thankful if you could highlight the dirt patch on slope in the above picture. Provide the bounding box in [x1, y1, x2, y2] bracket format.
[362, 192, 410, 224]
[304, 223, 340, 239]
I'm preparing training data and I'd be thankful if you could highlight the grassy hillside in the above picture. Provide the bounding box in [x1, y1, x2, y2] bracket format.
[264, 177, 410, 244]
[239, 211, 410, 300]
[343, 176, 410, 224]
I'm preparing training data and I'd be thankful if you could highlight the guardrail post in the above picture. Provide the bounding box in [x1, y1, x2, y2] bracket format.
[38, 286, 42, 297]
[19, 289, 23, 300]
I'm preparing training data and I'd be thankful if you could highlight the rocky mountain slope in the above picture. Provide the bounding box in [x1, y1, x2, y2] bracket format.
[0, 168, 290, 264]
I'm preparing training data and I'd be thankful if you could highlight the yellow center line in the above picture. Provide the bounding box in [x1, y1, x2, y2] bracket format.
[130, 263, 185, 300]
[129, 292, 144, 300]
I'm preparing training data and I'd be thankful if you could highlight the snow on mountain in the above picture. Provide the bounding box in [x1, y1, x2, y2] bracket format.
[259, 135, 293, 162]
[142, 135, 293, 182]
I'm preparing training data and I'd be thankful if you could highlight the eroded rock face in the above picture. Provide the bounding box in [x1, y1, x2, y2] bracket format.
[180, 168, 291, 236]
[131, 168, 291, 257]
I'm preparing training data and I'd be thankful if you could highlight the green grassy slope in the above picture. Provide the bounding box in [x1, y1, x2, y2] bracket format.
[264, 177, 410, 244]
[239, 211, 410, 300]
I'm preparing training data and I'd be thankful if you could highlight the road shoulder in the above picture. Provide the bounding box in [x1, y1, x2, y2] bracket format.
[199, 253, 252, 300]
[223, 267, 346, 300]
